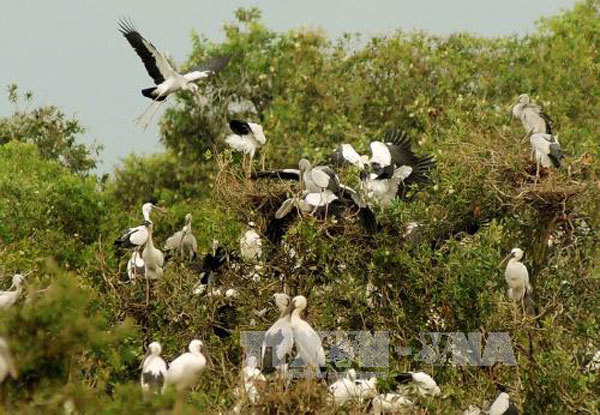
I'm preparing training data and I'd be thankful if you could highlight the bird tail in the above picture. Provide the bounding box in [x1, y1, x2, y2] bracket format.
[358, 207, 379, 235]
[548, 143, 564, 168]
[141, 87, 166, 101]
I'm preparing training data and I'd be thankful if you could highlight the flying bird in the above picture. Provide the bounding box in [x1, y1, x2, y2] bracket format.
[118, 18, 230, 126]
[141, 341, 167, 394]
[0, 338, 17, 384]
[512, 94, 554, 135]
[288, 295, 327, 378]
[261, 293, 294, 375]
[164, 214, 198, 261]
[225, 120, 267, 176]
[0, 274, 25, 311]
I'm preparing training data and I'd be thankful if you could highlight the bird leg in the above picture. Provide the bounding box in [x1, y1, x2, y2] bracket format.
[135, 100, 161, 128]
[260, 150, 266, 171]
[533, 159, 540, 189]
[173, 390, 185, 415]
[145, 275, 150, 306]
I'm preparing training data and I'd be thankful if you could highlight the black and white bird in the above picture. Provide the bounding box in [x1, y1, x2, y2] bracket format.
[529, 132, 564, 180]
[140, 341, 167, 394]
[512, 94, 554, 135]
[335, 131, 435, 204]
[288, 295, 327, 377]
[114, 202, 163, 250]
[225, 120, 267, 175]
[193, 241, 230, 295]
[118, 18, 229, 125]
[164, 214, 198, 261]
[487, 391, 519, 415]
[261, 293, 294, 374]
[0, 274, 25, 311]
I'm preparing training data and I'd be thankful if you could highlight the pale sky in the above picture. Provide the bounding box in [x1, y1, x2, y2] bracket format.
[0, 0, 576, 174]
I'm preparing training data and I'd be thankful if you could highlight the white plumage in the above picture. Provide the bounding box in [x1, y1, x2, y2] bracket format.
[226, 120, 267, 174]
[141, 341, 167, 393]
[0, 274, 25, 311]
[164, 214, 197, 261]
[512, 94, 553, 135]
[362, 166, 413, 207]
[488, 392, 511, 415]
[288, 295, 326, 376]
[142, 221, 164, 280]
[329, 369, 360, 405]
[0, 338, 17, 384]
[529, 132, 563, 169]
[261, 293, 294, 373]
[240, 222, 262, 262]
[165, 339, 207, 392]
[504, 248, 532, 303]
[127, 248, 145, 280]
[372, 393, 414, 415]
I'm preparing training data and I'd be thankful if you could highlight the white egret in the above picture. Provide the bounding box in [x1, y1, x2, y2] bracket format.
[0, 274, 25, 311]
[240, 222, 262, 262]
[512, 94, 553, 135]
[140, 341, 167, 394]
[165, 340, 207, 413]
[118, 18, 229, 126]
[394, 371, 441, 397]
[372, 393, 414, 415]
[261, 293, 294, 375]
[164, 214, 198, 261]
[488, 391, 518, 415]
[225, 120, 267, 175]
[503, 248, 533, 316]
[0, 338, 17, 384]
[288, 295, 326, 377]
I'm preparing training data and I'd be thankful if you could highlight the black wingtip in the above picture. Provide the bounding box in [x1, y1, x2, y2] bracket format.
[229, 119, 251, 135]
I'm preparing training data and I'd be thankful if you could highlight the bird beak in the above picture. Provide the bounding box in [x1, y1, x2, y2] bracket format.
[153, 205, 168, 215]
[499, 253, 513, 267]
[284, 301, 295, 316]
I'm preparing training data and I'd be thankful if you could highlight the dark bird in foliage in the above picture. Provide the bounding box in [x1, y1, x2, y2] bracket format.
[118, 18, 229, 125]
[140, 341, 167, 394]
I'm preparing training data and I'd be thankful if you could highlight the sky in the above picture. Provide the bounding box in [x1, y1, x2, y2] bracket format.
[0, 0, 576, 174]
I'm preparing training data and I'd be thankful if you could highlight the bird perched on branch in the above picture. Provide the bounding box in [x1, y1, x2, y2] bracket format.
[140, 341, 167, 394]
[288, 295, 327, 378]
[118, 18, 229, 127]
[164, 214, 198, 261]
[502, 248, 534, 318]
[0, 274, 25, 311]
[528, 132, 564, 184]
[261, 293, 294, 375]
[225, 120, 267, 176]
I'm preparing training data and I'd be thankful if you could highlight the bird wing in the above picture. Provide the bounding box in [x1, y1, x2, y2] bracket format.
[248, 123, 266, 145]
[310, 167, 333, 189]
[339, 144, 364, 167]
[129, 226, 149, 247]
[488, 394, 509, 415]
[304, 191, 338, 207]
[524, 103, 553, 134]
[184, 55, 231, 82]
[229, 119, 253, 135]
[118, 18, 176, 84]
[253, 169, 301, 181]
[369, 141, 392, 167]
[164, 230, 184, 250]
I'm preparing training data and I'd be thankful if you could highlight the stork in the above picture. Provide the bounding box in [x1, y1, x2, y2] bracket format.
[502, 248, 534, 319]
[393, 371, 441, 397]
[165, 340, 207, 413]
[512, 94, 554, 136]
[528, 132, 564, 186]
[487, 391, 519, 415]
[142, 221, 164, 305]
[225, 120, 267, 176]
[118, 18, 229, 127]
[164, 214, 197, 261]
[240, 222, 262, 262]
[0, 274, 25, 311]
[261, 293, 294, 375]
[372, 393, 414, 415]
[287, 295, 327, 378]
[141, 341, 167, 394]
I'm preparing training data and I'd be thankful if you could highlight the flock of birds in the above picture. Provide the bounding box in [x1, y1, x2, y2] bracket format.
[0, 17, 590, 415]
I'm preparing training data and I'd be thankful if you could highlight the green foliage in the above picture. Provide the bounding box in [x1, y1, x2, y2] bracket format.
[1, 2, 600, 414]
[0, 85, 100, 175]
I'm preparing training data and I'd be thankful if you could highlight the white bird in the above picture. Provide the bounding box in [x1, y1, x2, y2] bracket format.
[142, 221, 164, 281]
[165, 340, 207, 392]
[140, 341, 167, 394]
[261, 293, 294, 374]
[463, 404, 483, 415]
[114, 202, 163, 250]
[586, 350, 600, 371]
[529, 132, 564, 180]
[361, 166, 413, 207]
[0, 274, 25, 310]
[226, 120, 267, 175]
[394, 371, 441, 397]
[503, 248, 532, 304]
[118, 18, 229, 126]
[127, 248, 145, 280]
[512, 94, 554, 135]
[240, 222, 262, 262]
[288, 295, 326, 377]
[488, 391, 518, 415]
[233, 356, 267, 413]
[0, 338, 17, 384]
[164, 214, 198, 261]
[372, 393, 414, 415]
[329, 369, 360, 405]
